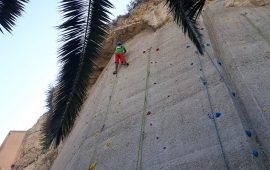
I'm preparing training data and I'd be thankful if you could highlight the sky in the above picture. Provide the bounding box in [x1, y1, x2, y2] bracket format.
[0, 0, 132, 145]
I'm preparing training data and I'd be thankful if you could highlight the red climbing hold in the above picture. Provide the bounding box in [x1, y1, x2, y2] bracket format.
[156, 48, 160, 52]
[146, 111, 152, 116]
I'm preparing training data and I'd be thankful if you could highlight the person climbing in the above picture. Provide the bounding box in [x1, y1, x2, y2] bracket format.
[113, 41, 129, 75]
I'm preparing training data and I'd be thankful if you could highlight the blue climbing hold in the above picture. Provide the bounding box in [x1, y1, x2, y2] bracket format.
[245, 130, 252, 137]
[203, 81, 207, 86]
[214, 112, 222, 118]
[252, 148, 259, 157]
[232, 92, 236, 97]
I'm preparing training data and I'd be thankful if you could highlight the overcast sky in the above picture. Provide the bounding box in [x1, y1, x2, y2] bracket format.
[0, 0, 132, 145]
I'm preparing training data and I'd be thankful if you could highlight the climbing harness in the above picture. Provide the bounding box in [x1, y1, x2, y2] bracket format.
[136, 47, 152, 170]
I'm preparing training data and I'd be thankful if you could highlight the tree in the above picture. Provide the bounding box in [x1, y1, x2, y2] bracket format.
[0, 0, 29, 33]
[0, 0, 205, 149]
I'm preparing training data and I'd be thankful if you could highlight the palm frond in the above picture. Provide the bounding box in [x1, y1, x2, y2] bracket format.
[0, 0, 29, 33]
[166, 0, 205, 55]
[41, 0, 113, 148]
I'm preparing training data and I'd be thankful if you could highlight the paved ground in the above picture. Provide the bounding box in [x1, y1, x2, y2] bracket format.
[52, 2, 270, 169]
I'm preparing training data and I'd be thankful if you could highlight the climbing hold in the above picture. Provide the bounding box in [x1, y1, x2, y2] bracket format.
[146, 111, 152, 116]
[245, 130, 252, 137]
[200, 69, 202, 71]
[252, 148, 259, 157]
[214, 112, 222, 118]
[156, 137, 159, 140]
[163, 147, 167, 150]
[232, 92, 236, 97]
[217, 61, 222, 65]
[200, 27, 204, 30]
[190, 63, 194, 66]
[206, 43, 211, 46]
[186, 45, 191, 48]
[151, 62, 153, 64]
[105, 140, 112, 148]
[89, 162, 97, 170]
[150, 123, 153, 126]
[170, 64, 173, 66]
[143, 51, 146, 54]
[262, 107, 268, 113]
[108, 79, 113, 84]
[156, 48, 160, 52]
[167, 95, 170, 98]
[94, 131, 101, 137]
[203, 81, 208, 86]
[155, 61, 158, 64]
[154, 82, 157, 85]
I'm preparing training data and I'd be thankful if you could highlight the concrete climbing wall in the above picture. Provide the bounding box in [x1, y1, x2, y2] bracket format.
[203, 1, 270, 169]
[52, 4, 270, 169]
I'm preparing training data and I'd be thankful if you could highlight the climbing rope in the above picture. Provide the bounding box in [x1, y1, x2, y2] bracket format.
[101, 72, 119, 131]
[204, 50, 236, 97]
[88, 68, 119, 169]
[194, 51, 230, 170]
[204, 47, 270, 169]
[136, 47, 152, 170]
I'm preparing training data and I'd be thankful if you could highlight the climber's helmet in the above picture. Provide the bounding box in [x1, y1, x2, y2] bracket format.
[117, 41, 122, 46]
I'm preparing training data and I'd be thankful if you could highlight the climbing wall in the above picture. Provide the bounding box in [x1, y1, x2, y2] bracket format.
[51, 3, 270, 170]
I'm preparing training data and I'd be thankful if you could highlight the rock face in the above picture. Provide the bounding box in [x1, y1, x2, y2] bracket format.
[12, 114, 58, 170]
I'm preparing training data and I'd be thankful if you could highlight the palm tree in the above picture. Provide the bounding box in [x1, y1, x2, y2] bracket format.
[0, 0, 205, 149]
[0, 0, 29, 33]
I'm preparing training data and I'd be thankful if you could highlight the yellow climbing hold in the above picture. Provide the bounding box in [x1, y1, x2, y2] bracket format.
[89, 162, 97, 170]
[109, 79, 113, 84]
[262, 107, 268, 113]
[95, 131, 101, 137]
[92, 112, 97, 118]
[105, 140, 112, 148]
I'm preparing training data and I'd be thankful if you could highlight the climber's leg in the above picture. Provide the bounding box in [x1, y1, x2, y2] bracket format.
[114, 53, 120, 74]
[120, 53, 129, 66]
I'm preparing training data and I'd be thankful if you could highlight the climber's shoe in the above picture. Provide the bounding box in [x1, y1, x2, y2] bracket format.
[122, 62, 129, 66]
[113, 71, 117, 75]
